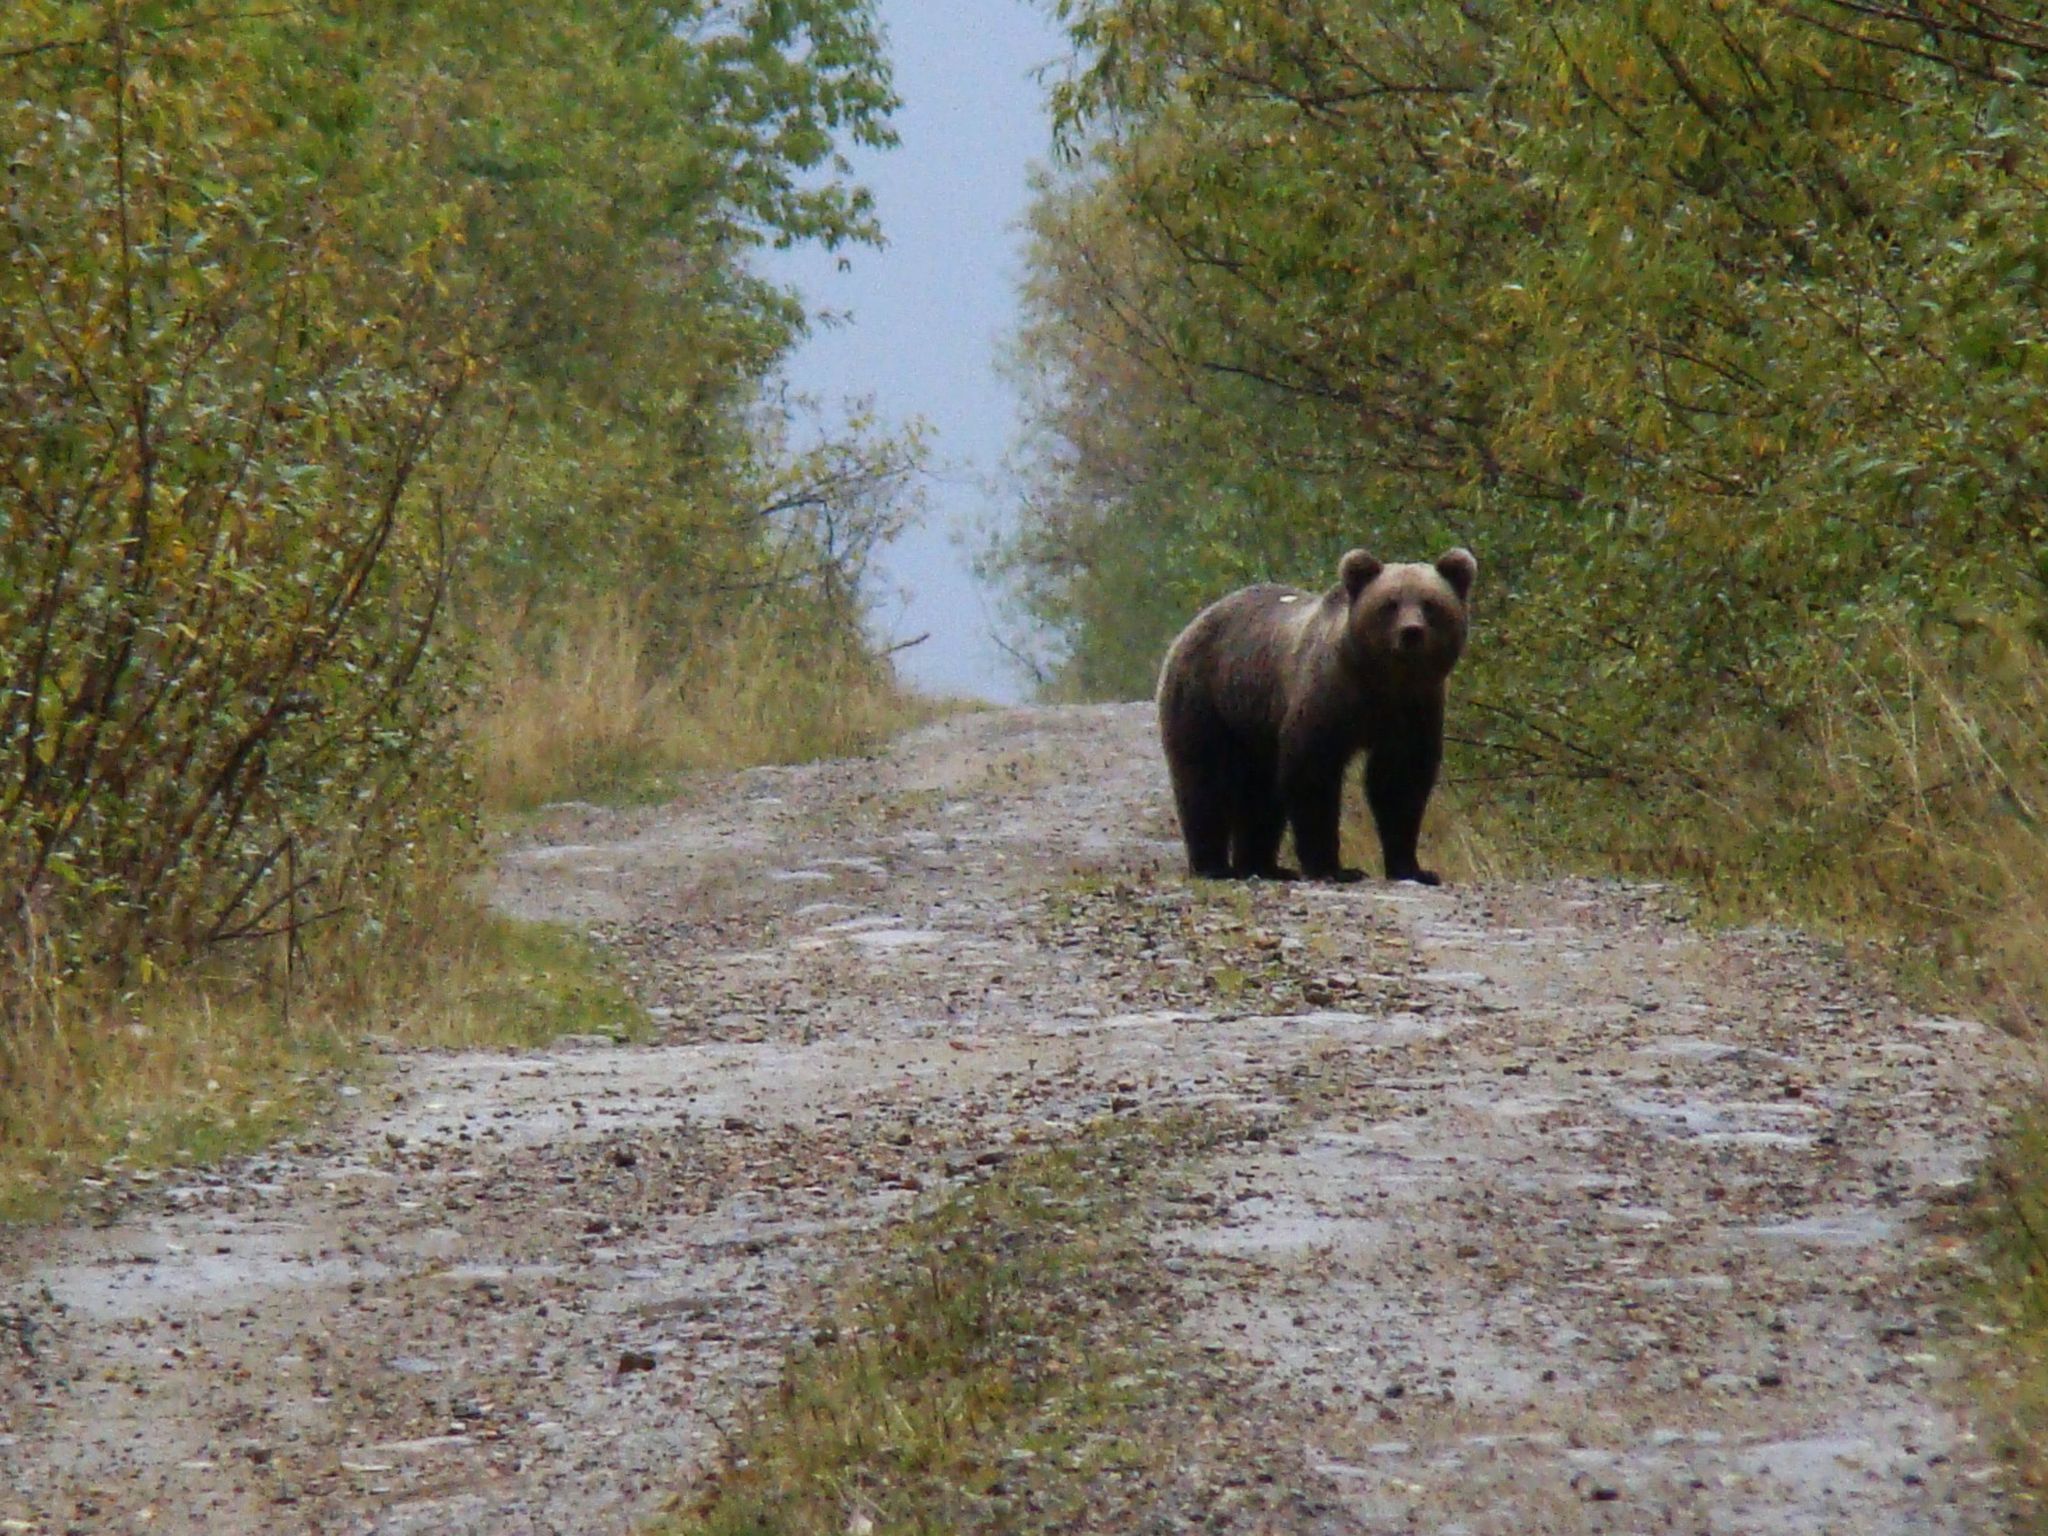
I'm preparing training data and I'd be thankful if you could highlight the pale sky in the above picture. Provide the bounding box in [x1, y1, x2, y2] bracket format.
[760, 1, 1071, 704]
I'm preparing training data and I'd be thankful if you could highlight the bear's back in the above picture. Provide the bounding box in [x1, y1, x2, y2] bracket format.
[1159, 581, 1333, 734]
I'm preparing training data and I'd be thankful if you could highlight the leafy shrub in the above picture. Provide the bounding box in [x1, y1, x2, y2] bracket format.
[2, 3, 482, 966]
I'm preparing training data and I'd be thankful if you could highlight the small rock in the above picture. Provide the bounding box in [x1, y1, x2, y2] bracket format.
[617, 1348, 658, 1374]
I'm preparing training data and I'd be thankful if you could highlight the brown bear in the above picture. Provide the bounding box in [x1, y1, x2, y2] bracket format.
[1156, 548, 1477, 885]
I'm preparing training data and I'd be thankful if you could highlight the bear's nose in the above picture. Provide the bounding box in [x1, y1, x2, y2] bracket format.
[1397, 623, 1429, 652]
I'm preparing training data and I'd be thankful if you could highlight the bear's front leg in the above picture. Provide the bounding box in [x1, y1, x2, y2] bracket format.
[1364, 732, 1442, 885]
[1279, 745, 1363, 883]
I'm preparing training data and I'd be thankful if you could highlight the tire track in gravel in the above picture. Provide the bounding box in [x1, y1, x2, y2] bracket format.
[1, 702, 2036, 1534]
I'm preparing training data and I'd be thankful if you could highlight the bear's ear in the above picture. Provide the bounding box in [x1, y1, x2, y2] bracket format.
[1339, 549, 1384, 600]
[1435, 548, 1477, 602]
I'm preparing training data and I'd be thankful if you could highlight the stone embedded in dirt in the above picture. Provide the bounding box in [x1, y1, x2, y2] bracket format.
[616, 1348, 658, 1375]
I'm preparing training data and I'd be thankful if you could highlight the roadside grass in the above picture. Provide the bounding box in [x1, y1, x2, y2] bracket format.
[1430, 625, 2048, 1033]
[0, 876, 642, 1222]
[656, 1116, 1235, 1536]
[1, 604, 958, 1220]
[469, 600, 944, 813]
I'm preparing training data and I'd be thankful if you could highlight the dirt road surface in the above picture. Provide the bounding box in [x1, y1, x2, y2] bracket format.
[1, 703, 2035, 1534]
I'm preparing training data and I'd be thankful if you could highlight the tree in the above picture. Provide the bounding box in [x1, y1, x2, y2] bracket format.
[327, 0, 912, 652]
[1011, 0, 2048, 712]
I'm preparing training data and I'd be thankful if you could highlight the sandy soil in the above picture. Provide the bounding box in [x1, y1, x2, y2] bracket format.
[0, 702, 2035, 1534]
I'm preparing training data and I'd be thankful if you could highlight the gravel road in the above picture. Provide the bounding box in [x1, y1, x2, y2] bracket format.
[0, 702, 2034, 1533]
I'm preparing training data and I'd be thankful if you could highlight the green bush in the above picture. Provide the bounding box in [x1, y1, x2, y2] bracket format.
[2, 3, 480, 964]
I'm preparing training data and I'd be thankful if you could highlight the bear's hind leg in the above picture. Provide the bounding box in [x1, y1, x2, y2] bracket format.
[1228, 759, 1292, 879]
[1167, 751, 1235, 880]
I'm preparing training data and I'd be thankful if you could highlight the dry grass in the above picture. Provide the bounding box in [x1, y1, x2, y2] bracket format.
[0, 867, 641, 1220]
[1438, 622, 2048, 1032]
[1790, 624, 2048, 1026]
[468, 599, 938, 812]
[1689, 625, 2047, 1028]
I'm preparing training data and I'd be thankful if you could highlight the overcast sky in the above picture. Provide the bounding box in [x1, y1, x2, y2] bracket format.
[758, 1, 1071, 704]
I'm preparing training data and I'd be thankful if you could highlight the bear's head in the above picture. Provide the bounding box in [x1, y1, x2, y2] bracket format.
[1338, 547, 1477, 680]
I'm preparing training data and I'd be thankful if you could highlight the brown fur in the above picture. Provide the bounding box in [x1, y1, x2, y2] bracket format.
[1156, 548, 1477, 884]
